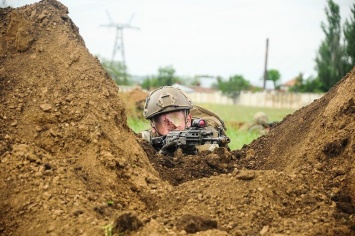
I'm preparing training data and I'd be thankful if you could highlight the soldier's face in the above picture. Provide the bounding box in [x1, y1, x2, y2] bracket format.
[152, 110, 191, 136]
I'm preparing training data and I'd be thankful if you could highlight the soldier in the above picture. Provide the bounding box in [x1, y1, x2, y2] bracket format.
[240, 112, 271, 135]
[141, 86, 229, 155]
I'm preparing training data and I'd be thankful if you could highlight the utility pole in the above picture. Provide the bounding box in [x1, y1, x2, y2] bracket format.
[263, 38, 269, 90]
[101, 12, 139, 82]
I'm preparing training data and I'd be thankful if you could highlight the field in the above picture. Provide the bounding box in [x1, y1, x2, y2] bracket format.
[128, 103, 296, 150]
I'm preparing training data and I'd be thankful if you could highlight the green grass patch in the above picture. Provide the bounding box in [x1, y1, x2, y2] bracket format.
[195, 103, 296, 150]
[196, 103, 295, 123]
[102, 224, 113, 236]
[127, 118, 150, 133]
[226, 129, 261, 150]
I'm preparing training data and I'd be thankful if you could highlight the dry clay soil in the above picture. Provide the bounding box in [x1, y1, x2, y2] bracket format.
[0, 1, 355, 235]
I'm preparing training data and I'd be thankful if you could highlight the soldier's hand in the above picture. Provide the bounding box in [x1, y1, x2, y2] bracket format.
[159, 141, 178, 156]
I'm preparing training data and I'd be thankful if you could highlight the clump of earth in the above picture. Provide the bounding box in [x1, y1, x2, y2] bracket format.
[0, 1, 354, 235]
[118, 87, 148, 120]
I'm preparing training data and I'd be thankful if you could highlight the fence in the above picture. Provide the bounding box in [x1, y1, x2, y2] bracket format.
[117, 85, 324, 110]
[233, 91, 324, 109]
[184, 90, 324, 109]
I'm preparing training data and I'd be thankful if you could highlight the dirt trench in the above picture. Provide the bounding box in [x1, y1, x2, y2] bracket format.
[0, 1, 354, 235]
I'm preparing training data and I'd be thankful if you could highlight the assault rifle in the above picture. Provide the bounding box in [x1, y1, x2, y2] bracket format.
[151, 119, 230, 155]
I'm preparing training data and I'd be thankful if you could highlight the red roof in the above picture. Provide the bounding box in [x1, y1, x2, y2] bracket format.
[283, 78, 297, 87]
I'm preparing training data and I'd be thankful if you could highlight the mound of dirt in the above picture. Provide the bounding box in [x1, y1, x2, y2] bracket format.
[0, 1, 167, 235]
[143, 69, 355, 234]
[1, 1, 354, 236]
[148, 70, 355, 234]
[118, 87, 148, 119]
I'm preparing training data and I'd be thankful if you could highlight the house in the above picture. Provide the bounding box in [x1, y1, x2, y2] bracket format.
[280, 77, 298, 91]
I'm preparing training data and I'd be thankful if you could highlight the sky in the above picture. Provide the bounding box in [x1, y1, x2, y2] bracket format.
[4, 0, 354, 87]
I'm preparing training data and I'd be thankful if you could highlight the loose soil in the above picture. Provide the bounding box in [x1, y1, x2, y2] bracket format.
[118, 88, 148, 120]
[0, 1, 354, 235]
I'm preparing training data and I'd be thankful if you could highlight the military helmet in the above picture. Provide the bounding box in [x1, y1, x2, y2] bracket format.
[253, 112, 269, 125]
[143, 86, 193, 120]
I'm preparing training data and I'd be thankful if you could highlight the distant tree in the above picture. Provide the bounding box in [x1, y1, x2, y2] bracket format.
[100, 58, 132, 85]
[289, 73, 323, 93]
[217, 75, 251, 103]
[344, 3, 355, 71]
[155, 66, 176, 86]
[211, 83, 218, 90]
[315, 0, 347, 92]
[190, 77, 201, 86]
[140, 66, 180, 90]
[211, 76, 223, 90]
[267, 69, 281, 89]
[141, 77, 151, 90]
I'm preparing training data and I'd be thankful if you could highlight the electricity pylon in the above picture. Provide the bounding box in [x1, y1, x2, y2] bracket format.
[101, 12, 139, 81]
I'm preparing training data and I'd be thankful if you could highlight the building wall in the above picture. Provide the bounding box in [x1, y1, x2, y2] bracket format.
[188, 91, 324, 109]
[237, 91, 323, 109]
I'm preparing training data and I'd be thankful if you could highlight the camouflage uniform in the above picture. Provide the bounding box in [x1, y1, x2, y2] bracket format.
[240, 112, 270, 135]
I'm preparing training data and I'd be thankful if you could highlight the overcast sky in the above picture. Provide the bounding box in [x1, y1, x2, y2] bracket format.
[6, 0, 354, 86]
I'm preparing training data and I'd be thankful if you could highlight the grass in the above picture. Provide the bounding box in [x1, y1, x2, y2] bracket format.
[127, 104, 296, 150]
[127, 118, 150, 133]
[196, 103, 295, 150]
[196, 103, 295, 123]
[225, 129, 261, 150]
[102, 224, 113, 236]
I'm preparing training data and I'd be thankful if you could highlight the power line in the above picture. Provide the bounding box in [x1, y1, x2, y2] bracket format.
[101, 11, 139, 81]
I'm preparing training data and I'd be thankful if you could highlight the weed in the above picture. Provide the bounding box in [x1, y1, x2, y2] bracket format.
[102, 224, 113, 236]
[107, 200, 114, 206]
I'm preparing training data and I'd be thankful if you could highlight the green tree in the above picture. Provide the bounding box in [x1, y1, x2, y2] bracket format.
[217, 75, 251, 103]
[140, 66, 180, 90]
[141, 77, 151, 90]
[190, 77, 201, 86]
[100, 58, 131, 85]
[315, 0, 347, 92]
[267, 69, 281, 89]
[344, 3, 355, 71]
[155, 66, 179, 86]
[289, 73, 323, 93]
